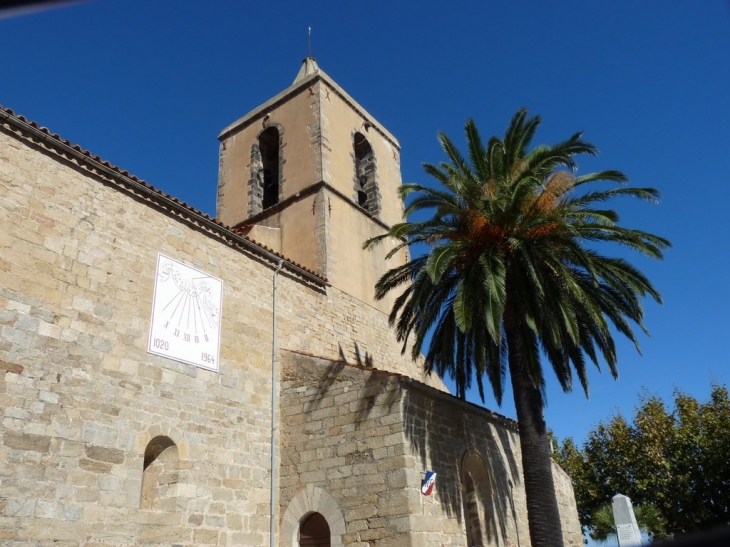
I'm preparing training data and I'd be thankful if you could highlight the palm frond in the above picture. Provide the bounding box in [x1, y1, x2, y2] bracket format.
[366, 109, 668, 414]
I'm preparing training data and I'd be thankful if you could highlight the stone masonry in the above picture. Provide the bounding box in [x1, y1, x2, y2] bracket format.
[0, 57, 582, 547]
[0, 115, 440, 545]
[279, 352, 583, 547]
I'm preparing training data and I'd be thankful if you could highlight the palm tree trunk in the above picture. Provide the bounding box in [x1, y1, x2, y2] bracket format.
[506, 327, 564, 547]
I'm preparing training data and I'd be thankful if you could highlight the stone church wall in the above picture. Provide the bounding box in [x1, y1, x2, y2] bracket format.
[279, 352, 412, 547]
[401, 384, 582, 547]
[400, 384, 528, 547]
[279, 353, 582, 547]
[0, 122, 444, 545]
[0, 124, 279, 545]
[278, 351, 530, 547]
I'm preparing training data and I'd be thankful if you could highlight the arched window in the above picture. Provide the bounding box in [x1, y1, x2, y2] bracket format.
[140, 435, 179, 511]
[299, 512, 331, 547]
[353, 132, 380, 215]
[259, 126, 281, 210]
[461, 452, 495, 546]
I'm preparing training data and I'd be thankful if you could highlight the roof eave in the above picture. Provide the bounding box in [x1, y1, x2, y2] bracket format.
[0, 105, 327, 286]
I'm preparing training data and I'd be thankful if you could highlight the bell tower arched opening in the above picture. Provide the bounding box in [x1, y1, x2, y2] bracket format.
[353, 131, 379, 215]
[259, 126, 281, 210]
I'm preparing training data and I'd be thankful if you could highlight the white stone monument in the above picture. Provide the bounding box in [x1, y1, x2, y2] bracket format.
[612, 494, 643, 547]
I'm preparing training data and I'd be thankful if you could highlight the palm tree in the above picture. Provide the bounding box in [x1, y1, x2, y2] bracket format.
[366, 109, 670, 547]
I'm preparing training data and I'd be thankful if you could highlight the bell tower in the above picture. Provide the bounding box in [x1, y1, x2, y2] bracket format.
[217, 58, 407, 312]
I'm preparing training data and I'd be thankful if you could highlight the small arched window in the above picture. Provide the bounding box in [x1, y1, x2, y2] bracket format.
[140, 435, 179, 511]
[299, 512, 331, 547]
[259, 126, 281, 210]
[353, 132, 380, 215]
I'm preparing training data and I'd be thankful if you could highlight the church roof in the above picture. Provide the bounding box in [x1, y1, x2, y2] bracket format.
[0, 104, 326, 285]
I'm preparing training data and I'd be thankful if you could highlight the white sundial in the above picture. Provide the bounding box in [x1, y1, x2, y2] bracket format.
[148, 254, 223, 371]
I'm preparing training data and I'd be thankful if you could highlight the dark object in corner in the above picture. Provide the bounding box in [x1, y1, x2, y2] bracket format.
[654, 527, 730, 547]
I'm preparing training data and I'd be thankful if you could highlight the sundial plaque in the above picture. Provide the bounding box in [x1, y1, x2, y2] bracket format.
[148, 254, 223, 371]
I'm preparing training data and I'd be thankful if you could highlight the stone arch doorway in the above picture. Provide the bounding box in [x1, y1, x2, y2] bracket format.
[281, 485, 345, 547]
[299, 512, 331, 547]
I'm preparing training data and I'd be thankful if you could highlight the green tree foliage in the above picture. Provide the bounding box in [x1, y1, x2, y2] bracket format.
[555, 384, 730, 539]
[367, 109, 669, 547]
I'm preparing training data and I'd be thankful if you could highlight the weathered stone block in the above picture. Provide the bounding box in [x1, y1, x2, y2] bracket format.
[3, 431, 51, 453]
[0, 359, 23, 374]
[78, 458, 112, 474]
[137, 525, 190, 543]
[193, 528, 220, 544]
[84, 444, 126, 464]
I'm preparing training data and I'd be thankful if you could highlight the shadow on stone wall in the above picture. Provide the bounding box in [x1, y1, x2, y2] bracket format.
[402, 386, 522, 545]
[287, 344, 523, 545]
[301, 357, 344, 414]
[301, 343, 399, 428]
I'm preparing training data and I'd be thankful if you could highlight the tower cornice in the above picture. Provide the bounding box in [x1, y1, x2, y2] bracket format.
[230, 180, 393, 233]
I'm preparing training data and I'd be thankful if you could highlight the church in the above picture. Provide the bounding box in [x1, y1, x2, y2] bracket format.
[0, 58, 581, 546]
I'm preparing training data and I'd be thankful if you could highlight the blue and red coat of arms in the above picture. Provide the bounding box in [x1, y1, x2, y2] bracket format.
[421, 471, 437, 496]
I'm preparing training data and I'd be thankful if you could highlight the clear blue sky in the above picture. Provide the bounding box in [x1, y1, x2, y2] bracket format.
[2, 1, 729, 450]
